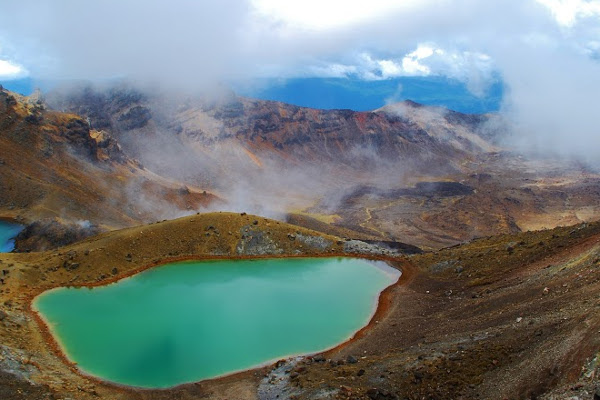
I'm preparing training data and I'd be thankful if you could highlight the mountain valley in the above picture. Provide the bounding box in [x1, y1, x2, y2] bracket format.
[0, 84, 599, 399]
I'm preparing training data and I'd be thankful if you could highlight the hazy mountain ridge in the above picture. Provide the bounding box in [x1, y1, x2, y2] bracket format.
[0, 83, 593, 249]
[43, 84, 600, 249]
[47, 84, 499, 178]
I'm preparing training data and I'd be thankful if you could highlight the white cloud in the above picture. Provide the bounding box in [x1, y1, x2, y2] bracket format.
[1, 0, 600, 162]
[0, 59, 27, 79]
[399, 44, 435, 75]
[301, 44, 496, 97]
[0, 0, 249, 87]
[410, 45, 436, 60]
[251, 0, 426, 30]
[306, 63, 359, 78]
[378, 59, 408, 76]
[535, 0, 600, 26]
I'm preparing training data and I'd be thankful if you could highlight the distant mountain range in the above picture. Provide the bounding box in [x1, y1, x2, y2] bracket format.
[2, 75, 503, 114]
[233, 76, 503, 114]
[0, 82, 597, 250]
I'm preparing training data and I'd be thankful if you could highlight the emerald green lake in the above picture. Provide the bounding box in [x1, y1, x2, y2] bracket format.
[0, 221, 22, 252]
[33, 257, 400, 388]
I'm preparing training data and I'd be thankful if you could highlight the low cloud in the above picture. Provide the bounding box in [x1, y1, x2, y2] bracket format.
[535, 0, 600, 26]
[494, 42, 600, 163]
[1, 0, 599, 164]
[333, 46, 497, 98]
[0, 59, 27, 79]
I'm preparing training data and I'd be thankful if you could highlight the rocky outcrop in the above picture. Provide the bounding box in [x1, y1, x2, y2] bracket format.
[295, 233, 333, 251]
[235, 225, 284, 255]
[343, 239, 397, 256]
[47, 84, 151, 134]
[234, 223, 340, 256]
[13, 218, 101, 252]
[90, 130, 127, 163]
[117, 105, 151, 130]
[60, 118, 98, 159]
[0, 86, 130, 164]
[361, 239, 423, 255]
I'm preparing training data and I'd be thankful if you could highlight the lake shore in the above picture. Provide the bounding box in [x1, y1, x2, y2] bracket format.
[30, 253, 408, 391]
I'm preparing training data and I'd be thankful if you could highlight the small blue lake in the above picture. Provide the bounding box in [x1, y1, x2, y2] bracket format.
[0, 221, 22, 252]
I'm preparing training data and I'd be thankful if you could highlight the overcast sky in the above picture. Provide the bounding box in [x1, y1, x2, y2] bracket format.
[0, 0, 599, 160]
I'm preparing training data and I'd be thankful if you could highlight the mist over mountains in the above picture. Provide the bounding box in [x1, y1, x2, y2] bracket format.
[1, 80, 597, 250]
[2, 0, 600, 165]
[43, 82, 497, 215]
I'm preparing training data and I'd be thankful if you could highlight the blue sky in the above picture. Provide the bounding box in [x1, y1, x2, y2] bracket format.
[0, 0, 599, 158]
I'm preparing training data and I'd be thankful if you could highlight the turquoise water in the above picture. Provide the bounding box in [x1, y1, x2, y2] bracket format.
[0, 221, 22, 252]
[34, 257, 399, 388]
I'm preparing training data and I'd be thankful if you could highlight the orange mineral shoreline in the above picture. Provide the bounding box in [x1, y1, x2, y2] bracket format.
[28, 252, 414, 393]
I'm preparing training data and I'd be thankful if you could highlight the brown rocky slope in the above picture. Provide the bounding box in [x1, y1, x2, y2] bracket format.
[0, 86, 219, 235]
